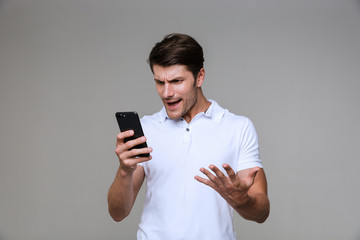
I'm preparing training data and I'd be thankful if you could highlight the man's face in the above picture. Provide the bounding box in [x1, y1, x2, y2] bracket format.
[153, 64, 204, 121]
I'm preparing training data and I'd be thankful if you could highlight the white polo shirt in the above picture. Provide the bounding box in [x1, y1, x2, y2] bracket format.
[138, 100, 262, 240]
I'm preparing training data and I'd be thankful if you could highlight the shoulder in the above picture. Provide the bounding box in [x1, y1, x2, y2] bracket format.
[218, 108, 259, 140]
[210, 100, 252, 125]
[222, 109, 254, 128]
[140, 109, 163, 130]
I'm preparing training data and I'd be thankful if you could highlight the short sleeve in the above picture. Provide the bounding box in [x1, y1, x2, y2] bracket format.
[237, 118, 263, 171]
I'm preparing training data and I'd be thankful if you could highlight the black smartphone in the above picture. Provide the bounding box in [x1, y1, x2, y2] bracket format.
[115, 111, 149, 158]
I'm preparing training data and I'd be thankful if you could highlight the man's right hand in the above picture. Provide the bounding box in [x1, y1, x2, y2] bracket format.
[109, 130, 150, 222]
[115, 130, 152, 174]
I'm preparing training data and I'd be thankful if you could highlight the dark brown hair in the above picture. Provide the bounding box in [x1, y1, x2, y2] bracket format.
[148, 33, 204, 79]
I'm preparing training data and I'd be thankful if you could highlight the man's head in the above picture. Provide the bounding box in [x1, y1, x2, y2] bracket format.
[148, 33, 204, 80]
[148, 33, 209, 123]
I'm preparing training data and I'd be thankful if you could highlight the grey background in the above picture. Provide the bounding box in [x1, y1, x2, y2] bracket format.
[0, 0, 359, 239]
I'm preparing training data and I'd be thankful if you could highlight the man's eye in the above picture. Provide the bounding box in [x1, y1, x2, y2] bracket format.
[156, 81, 164, 85]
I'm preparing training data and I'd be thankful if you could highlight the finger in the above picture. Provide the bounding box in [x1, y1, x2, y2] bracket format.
[120, 145, 152, 160]
[122, 136, 148, 152]
[209, 165, 227, 183]
[237, 167, 260, 179]
[200, 167, 219, 184]
[194, 175, 212, 186]
[223, 164, 237, 183]
[128, 146, 153, 159]
[236, 167, 260, 189]
[249, 167, 260, 180]
[131, 154, 152, 164]
[120, 153, 152, 170]
[116, 130, 134, 145]
[194, 175, 219, 191]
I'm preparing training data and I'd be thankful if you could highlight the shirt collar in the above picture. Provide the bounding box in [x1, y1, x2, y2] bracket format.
[158, 99, 226, 123]
[158, 107, 168, 123]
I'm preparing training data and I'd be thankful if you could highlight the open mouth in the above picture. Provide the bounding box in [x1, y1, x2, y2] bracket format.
[166, 99, 181, 109]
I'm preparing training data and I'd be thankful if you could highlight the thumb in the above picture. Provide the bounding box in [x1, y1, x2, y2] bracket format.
[249, 167, 260, 180]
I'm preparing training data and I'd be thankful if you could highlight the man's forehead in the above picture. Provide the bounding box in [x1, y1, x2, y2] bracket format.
[153, 64, 190, 80]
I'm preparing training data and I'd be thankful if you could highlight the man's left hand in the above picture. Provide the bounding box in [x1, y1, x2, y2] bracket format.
[194, 164, 260, 208]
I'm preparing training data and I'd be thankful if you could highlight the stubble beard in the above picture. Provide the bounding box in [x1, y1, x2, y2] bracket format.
[165, 90, 198, 121]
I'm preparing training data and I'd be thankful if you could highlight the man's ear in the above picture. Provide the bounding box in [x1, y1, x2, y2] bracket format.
[196, 68, 205, 87]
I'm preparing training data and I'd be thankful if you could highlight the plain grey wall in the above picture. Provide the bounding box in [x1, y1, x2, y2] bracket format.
[1, 0, 359, 239]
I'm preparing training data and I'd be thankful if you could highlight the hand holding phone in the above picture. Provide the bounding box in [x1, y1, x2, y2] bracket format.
[115, 112, 150, 158]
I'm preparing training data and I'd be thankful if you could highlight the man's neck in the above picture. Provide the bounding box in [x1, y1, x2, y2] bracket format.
[183, 91, 211, 123]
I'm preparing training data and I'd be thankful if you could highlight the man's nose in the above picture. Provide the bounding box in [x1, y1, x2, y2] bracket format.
[163, 83, 174, 98]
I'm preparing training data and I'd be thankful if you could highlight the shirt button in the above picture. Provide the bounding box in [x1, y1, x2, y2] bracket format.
[186, 128, 190, 132]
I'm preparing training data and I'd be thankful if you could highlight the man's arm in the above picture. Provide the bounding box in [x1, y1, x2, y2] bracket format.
[107, 130, 152, 222]
[194, 164, 270, 223]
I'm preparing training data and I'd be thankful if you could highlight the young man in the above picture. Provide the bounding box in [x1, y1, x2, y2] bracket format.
[108, 33, 270, 239]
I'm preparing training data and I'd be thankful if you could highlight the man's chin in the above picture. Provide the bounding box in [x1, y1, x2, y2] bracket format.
[165, 109, 182, 120]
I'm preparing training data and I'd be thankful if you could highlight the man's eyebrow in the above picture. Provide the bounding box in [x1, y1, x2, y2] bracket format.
[169, 77, 184, 81]
[154, 77, 184, 82]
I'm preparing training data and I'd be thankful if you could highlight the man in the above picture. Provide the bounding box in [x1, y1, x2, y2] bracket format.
[108, 33, 270, 239]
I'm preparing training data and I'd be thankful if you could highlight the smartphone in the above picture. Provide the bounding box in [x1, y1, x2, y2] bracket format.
[115, 111, 149, 158]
